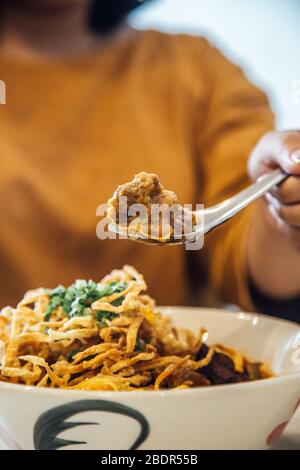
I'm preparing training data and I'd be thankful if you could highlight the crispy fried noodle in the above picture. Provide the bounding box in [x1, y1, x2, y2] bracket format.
[0, 266, 273, 391]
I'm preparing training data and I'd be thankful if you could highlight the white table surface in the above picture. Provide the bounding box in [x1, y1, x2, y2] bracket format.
[0, 409, 299, 450]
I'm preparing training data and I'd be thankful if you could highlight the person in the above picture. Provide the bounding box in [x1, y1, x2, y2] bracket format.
[0, 0, 300, 321]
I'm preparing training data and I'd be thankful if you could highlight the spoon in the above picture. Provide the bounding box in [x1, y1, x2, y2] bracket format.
[109, 168, 287, 246]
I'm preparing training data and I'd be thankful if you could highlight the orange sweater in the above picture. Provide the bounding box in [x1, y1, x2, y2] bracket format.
[0, 29, 274, 309]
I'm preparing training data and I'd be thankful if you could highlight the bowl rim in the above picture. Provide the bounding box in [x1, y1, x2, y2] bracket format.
[0, 306, 299, 400]
[160, 305, 300, 329]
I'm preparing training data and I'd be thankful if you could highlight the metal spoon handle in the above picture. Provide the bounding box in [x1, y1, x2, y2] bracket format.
[200, 168, 288, 234]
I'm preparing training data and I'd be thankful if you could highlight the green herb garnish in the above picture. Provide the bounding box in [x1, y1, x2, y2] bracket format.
[111, 296, 125, 307]
[96, 311, 117, 327]
[44, 285, 66, 321]
[81, 355, 97, 363]
[67, 349, 96, 363]
[44, 280, 127, 321]
[135, 339, 146, 352]
[67, 349, 80, 362]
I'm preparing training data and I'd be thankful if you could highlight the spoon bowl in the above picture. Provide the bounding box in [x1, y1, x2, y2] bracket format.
[108, 223, 197, 245]
[109, 169, 287, 246]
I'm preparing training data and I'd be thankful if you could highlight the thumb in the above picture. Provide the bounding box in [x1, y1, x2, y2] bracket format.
[268, 144, 300, 175]
[285, 150, 300, 175]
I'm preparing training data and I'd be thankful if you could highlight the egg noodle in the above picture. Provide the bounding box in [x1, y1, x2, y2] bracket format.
[0, 266, 272, 391]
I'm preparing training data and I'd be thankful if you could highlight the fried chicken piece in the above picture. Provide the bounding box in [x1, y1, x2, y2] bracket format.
[107, 172, 192, 240]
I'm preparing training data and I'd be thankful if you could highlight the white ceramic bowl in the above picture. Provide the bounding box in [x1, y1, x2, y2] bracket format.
[0, 307, 300, 450]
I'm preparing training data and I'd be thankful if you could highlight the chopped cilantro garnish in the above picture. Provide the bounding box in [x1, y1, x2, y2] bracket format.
[67, 349, 96, 363]
[97, 282, 128, 298]
[111, 296, 125, 307]
[44, 286, 66, 321]
[82, 355, 97, 363]
[135, 339, 146, 352]
[44, 280, 127, 321]
[96, 311, 117, 327]
[67, 349, 80, 362]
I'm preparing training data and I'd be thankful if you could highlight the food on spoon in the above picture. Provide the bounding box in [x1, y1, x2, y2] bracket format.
[107, 172, 195, 241]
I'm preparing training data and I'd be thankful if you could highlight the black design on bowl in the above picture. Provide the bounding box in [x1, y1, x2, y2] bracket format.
[34, 399, 150, 450]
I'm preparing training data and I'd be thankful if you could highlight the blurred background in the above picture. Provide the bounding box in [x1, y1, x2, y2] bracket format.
[131, 0, 300, 129]
[0, 0, 300, 450]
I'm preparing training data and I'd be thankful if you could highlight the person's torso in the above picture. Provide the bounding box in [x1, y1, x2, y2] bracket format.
[0, 30, 209, 307]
